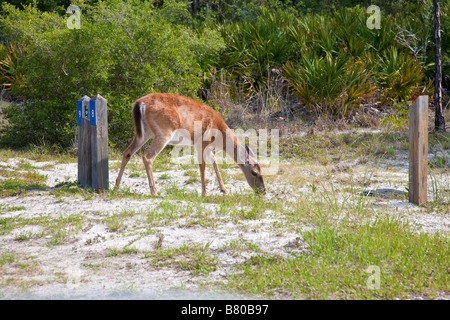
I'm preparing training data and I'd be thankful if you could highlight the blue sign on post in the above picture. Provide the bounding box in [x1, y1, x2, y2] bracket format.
[78, 94, 108, 191]
[89, 99, 96, 125]
[77, 99, 83, 126]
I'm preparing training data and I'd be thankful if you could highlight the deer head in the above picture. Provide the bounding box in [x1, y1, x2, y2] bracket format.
[240, 146, 266, 194]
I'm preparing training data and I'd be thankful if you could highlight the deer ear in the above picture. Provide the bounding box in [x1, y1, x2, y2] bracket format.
[245, 145, 255, 158]
[237, 146, 248, 165]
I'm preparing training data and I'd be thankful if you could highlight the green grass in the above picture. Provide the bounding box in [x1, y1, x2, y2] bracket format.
[0, 158, 50, 196]
[0, 163, 49, 197]
[225, 210, 449, 299]
[0, 147, 76, 164]
[219, 238, 263, 254]
[149, 242, 218, 276]
[0, 205, 26, 214]
[0, 179, 48, 197]
[106, 247, 140, 257]
[0, 214, 83, 245]
[0, 252, 15, 266]
[14, 230, 35, 241]
[185, 177, 198, 185]
[279, 131, 411, 164]
[103, 241, 219, 276]
[47, 214, 84, 245]
[219, 173, 450, 299]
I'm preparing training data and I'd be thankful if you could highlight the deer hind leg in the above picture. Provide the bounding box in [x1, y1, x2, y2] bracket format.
[198, 161, 207, 197]
[114, 133, 151, 191]
[142, 135, 173, 196]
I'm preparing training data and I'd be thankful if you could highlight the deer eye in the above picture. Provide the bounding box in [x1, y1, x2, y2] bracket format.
[251, 170, 258, 177]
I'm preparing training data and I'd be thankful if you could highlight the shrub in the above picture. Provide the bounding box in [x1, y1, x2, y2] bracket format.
[0, 42, 22, 91]
[1, 0, 68, 13]
[217, 7, 296, 94]
[0, 99, 75, 148]
[284, 7, 429, 117]
[282, 53, 374, 117]
[375, 47, 426, 102]
[0, 0, 224, 148]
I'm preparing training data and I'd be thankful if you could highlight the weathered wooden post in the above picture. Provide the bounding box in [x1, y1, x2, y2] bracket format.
[77, 94, 109, 191]
[409, 95, 428, 205]
[77, 95, 92, 188]
[90, 94, 109, 191]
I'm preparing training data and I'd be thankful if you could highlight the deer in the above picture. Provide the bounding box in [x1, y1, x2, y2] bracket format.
[114, 93, 266, 196]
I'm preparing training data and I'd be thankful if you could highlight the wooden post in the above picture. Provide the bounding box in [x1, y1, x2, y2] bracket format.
[77, 95, 92, 188]
[409, 95, 428, 205]
[90, 94, 109, 191]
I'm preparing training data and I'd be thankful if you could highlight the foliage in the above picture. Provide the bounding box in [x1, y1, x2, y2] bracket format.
[379, 100, 411, 130]
[217, 7, 296, 93]
[440, 0, 450, 90]
[0, 99, 75, 148]
[213, 5, 430, 117]
[0, 0, 224, 148]
[283, 53, 374, 117]
[188, 0, 299, 23]
[0, 0, 68, 13]
[375, 48, 427, 103]
[0, 0, 448, 148]
[0, 42, 22, 90]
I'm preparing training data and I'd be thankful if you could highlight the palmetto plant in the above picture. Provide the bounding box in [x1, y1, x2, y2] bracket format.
[0, 42, 22, 90]
[282, 53, 374, 117]
[218, 8, 295, 93]
[375, 47, 426, 102]
[290, 14, 339, 59]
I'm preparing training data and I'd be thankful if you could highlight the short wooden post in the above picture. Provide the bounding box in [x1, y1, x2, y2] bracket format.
[409, 95, 428, 205]
[90, 94, 109, 191]
[77, 95, 92, 188]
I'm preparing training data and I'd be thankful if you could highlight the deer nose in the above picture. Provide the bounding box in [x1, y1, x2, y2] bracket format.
[256, 185, 266, 194]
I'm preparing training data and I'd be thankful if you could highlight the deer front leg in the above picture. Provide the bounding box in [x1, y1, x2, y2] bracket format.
[199, 161, 207, 197]
[210, 152, 228, 194]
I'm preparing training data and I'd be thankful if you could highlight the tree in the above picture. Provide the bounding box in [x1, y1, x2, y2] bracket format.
[0, 1, 69, 12]
[434, 0, 446, 131]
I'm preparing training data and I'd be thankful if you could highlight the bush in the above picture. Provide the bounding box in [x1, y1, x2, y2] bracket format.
[0, 42, 22, 90]
[282, 6, 431, 116]
[0, 0, 67, 13]
[0, 0, 224, 148]
[217, 7, 296, 94]
[282, 53, 374, 117]
[0, 100, 75, 148]
[1, 0, 443, 149]
[375, 47, 427, 103]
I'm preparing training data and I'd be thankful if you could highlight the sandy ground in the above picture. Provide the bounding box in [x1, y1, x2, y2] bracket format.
[0, 151, 449, 300]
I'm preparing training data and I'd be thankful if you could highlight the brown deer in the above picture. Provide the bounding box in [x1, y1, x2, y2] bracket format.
[114, 93, 265, 196]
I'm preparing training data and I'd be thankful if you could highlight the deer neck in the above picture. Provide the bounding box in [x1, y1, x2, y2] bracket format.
[222, 128, 247, 167]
